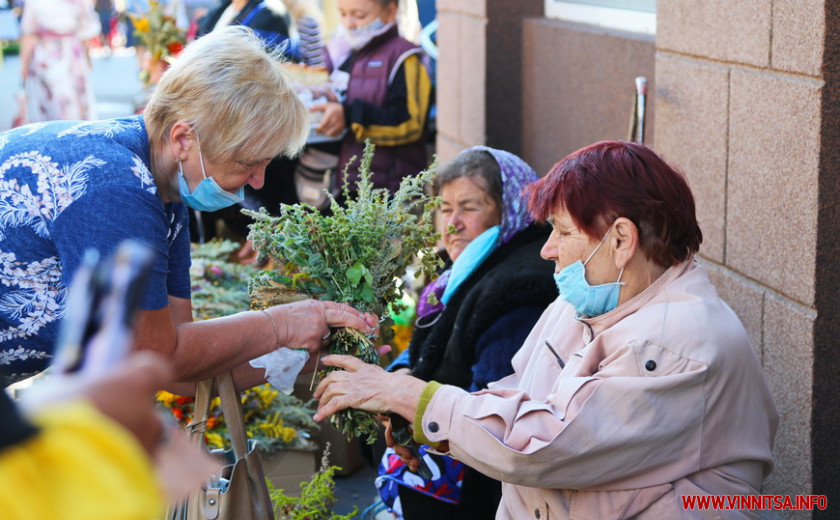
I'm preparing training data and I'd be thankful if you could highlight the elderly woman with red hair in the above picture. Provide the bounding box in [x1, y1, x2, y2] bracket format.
[313, 141, 779, 519]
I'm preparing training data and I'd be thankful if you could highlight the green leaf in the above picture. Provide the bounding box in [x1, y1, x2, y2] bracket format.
[345, 260, 365, 285]
[359, 284, 375, 303]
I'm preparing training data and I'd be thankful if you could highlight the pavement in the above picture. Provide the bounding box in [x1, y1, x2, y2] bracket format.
[0, 46, 145, 131]
[331, 461, 393, 519]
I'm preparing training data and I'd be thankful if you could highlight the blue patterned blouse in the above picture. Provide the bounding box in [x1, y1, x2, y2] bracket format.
[0, 116, 191, 386]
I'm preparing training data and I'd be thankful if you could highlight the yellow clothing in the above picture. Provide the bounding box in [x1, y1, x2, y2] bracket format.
[0, 400, 164, 520]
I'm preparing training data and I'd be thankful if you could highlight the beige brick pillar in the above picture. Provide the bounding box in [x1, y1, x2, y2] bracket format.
[435, 0, 542, 162]
[656, 1, 836, 516]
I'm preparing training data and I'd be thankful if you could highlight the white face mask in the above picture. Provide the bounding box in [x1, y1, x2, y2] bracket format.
[342, 17, 387, 50]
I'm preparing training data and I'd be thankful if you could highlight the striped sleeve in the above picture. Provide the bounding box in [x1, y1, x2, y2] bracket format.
[297, 15, 325, 67]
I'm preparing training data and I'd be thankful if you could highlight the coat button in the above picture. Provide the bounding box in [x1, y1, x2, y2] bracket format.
[645, 360, 657, 371]
[428, 422, 439, 433]
[534, 508, 541, 519]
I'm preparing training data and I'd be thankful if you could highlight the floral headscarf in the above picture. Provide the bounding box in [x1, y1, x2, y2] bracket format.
[416, 146, 539, 318]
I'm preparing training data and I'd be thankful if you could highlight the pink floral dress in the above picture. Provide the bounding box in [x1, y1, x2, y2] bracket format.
[20, 0, 100, 122]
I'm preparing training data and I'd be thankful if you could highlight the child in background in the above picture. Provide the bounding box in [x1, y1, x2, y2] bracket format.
[312, 0, 432, 194]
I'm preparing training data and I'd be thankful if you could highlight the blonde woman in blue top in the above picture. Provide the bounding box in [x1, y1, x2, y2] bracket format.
[0, 26, 377, 389]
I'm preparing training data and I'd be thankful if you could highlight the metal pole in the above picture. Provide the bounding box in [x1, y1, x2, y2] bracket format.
[634, 76, 647, 144]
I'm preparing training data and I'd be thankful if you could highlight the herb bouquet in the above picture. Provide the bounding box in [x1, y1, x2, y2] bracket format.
[245, 142, 442, 442]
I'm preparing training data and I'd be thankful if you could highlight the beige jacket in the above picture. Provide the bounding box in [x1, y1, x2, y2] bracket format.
[419, 260, 779, 519]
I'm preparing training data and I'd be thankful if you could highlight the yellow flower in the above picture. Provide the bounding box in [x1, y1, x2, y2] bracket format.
[281, 426, 297, 444]
[156, 390, 177, 407]
[205, 432, 225, 450]
[130, 0, 186, 85]
[134, 17, 150, 33]
[253, 384, 279, 409]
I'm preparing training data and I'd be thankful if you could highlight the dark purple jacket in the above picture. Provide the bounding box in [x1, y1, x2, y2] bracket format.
[326, 25, 429, 193]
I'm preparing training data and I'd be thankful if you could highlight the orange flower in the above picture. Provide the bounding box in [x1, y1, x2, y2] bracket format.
[167, 41, 183, 56]
[171, 408, 183, 420]
[206, 416, 220, 429]
[175, 395, 194, 405]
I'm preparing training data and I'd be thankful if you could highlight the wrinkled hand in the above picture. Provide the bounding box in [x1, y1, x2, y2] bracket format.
[312, 102, 346, 137]
[271, 299, 378, 357]
[313, 354, 425, 422]
[20, 352, 173, 456]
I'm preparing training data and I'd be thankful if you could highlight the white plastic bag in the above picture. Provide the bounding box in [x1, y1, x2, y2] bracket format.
[249, 348, 310, 394]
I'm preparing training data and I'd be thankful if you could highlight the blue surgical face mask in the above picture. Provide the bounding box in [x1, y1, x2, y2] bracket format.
[553, 229, 625, 318]
[345, 17, 387, 50]
[177, 131, 244, 212]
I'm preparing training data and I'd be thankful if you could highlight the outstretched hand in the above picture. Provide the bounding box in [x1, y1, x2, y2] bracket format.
[20, 352, 173, 456]
[312, 354, 425, 423]
[270, 299, 378, 357]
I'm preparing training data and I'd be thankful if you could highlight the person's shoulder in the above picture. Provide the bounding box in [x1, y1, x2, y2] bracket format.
[61, 118, 153, 178]
[388, 34, 421, 55]
[1, 118, 150, 179]
[629, 263, 753, 361]
[48, 118, 148, 158]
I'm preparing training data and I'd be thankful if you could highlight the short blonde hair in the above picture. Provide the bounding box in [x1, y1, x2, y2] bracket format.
[144, 26, 308, 163]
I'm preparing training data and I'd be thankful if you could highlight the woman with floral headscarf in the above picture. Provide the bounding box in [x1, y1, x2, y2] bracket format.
[375, 147, 557, 519]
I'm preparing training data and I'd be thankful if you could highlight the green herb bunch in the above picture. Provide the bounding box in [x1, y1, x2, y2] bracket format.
[245, 141, 442, 442]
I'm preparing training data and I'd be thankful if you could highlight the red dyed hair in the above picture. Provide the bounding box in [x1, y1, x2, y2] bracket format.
[526, 141, 702, 267]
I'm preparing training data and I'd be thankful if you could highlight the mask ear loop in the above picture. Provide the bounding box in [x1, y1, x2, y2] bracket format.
[584, 228, 626, 285]
[583, 228, 613, 266]
[190, 128, 209, 180]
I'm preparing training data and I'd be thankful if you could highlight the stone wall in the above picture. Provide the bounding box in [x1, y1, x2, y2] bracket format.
[521, 18, 655, 175]
[435, 0, 543, 162]
[656, 3, 831, 516]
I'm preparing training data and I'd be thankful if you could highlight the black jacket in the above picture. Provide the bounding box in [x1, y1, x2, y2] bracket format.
[409, 224, 556, 388]
[0, 390, 37, 451]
